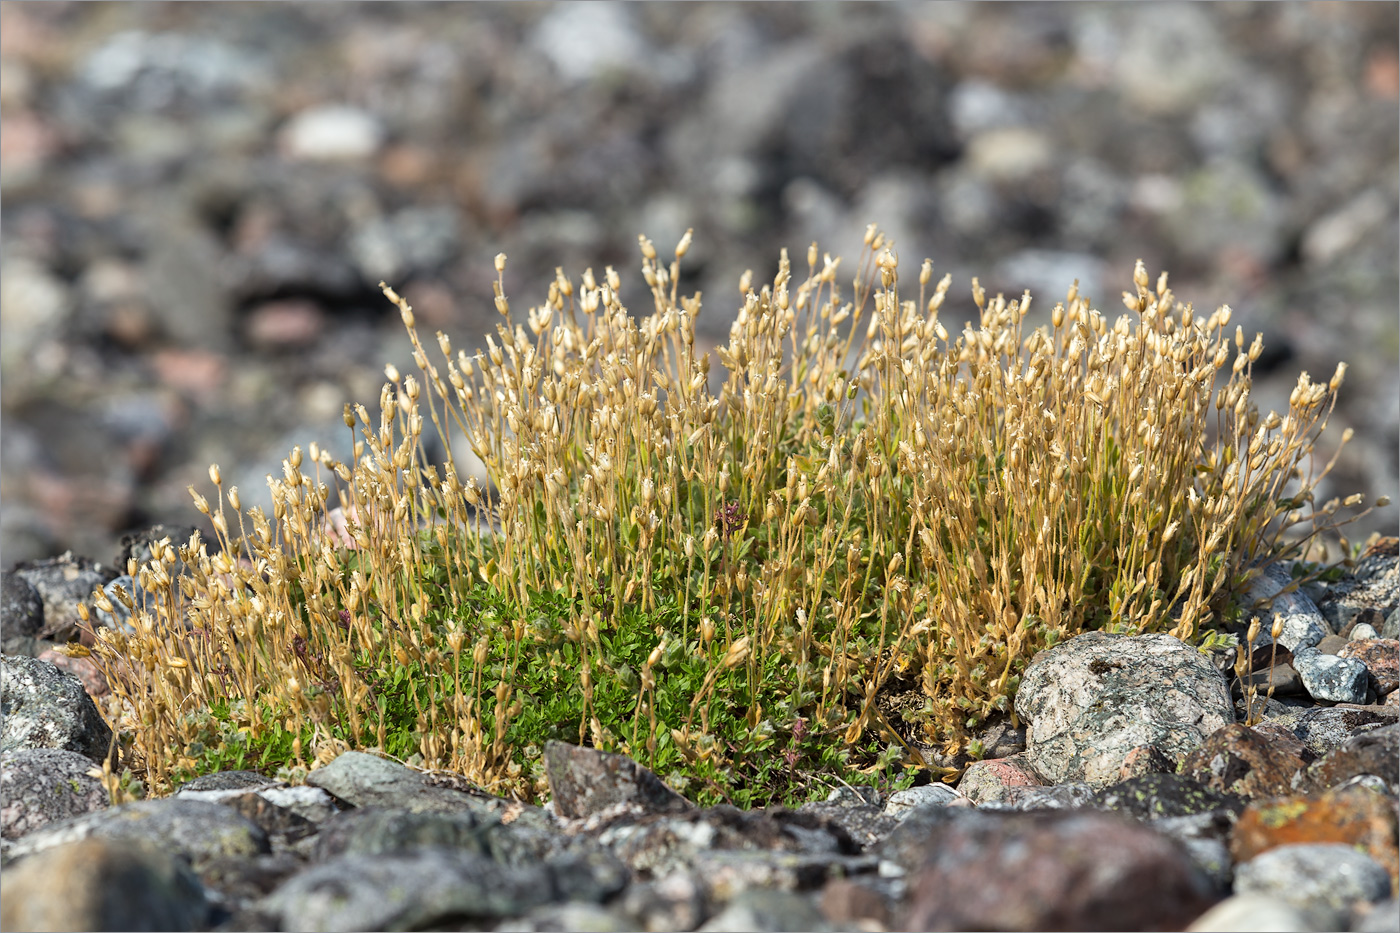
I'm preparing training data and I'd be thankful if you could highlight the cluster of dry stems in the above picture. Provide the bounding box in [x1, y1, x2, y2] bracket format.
[87, 225, 1373, 797]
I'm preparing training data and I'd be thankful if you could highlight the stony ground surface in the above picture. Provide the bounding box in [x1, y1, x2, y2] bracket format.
[2, 2, 1397, 567]
[1, 535, 1397, 932]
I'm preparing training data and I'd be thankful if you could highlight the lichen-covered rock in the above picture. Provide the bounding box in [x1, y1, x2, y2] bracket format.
[1015, 632, 1235, 786]
[1178, 722, 1310, 799]
[0, 655, 112, 762]
[0, 747, 111, 839]
[1293, 645, 1370, 703]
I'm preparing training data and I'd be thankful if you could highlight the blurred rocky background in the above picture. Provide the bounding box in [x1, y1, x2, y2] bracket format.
[1, 1, 1396, 569]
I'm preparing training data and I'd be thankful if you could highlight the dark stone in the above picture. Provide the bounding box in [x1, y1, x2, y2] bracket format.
[1, 571, 46, 656]
[543, 740, 694, 821]
[899, 809, 1219, 932]
[1092, 772, 1246, 820]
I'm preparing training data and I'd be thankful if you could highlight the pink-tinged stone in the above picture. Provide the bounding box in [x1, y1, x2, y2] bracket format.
[901, 809, 1218, 931]
[957, 753, 1044, 806]
[150, 349, 227, 398]
[245, 299, 325, 350]
[1338, 639, 1399, 696]
[1118, 744, 1176, 781]
[36, 650, 110, 698]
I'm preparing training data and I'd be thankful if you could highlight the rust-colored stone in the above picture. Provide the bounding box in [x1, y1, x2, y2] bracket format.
[1339, 639, 1399, 696]
[1231, 784, 1399, 895]
[1178, 723, 1308, 799]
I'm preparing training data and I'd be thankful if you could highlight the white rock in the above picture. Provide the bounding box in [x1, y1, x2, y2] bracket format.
[281, 105, 383, 161]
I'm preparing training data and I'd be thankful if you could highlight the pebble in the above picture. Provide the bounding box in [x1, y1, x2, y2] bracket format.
[279, 104, 383, 162]
[1234, 843, 1392, 931]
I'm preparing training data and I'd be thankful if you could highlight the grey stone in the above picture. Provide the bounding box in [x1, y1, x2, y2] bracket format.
[697, 888, 830, 932]
[1242, 562, 1331, 651]
[1015, 632, 1235, 786]
[1185, 893, 1322, 932]
[616, 870, 708, 932]
[312, 806, 495, 860]
[1150, 811, 1237, 894]
[1, 655, 113, 762]
[305, 750, 549, 828]
[280, 104, 383, 162]
[497, 902, 636, 933]
[1271, 706, 1396, 759]
[985, 781, 1097, 812]
[1, 570, 45, 655]
[263, 848, 557, 931]
[1354, 898, 1400, 933]
[4, 798, 269, 871]
[1293, 647, 1370, 703]
[1, 747, 111, 839]
[1234, 843, 1392, 931]
[883, 783, 961, 817]
[11, 553, 115, 645]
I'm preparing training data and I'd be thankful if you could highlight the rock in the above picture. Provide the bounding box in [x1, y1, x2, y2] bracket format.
[1231, 783, 1399, 894]
[0, 655, 113, 762]
[4, 798, 270, 872]
[956, 753, 1045, 805]
[279, 104, 383, 161]
[1240, 562, 1331, 652]
[1090, 772, 1246, 820]
[1340, 639, 1400, 697]
[531, 3, 650, 86]
[1178, 722, 1310, 799]
[0, 837, 209, 933]
[1015, 631, 1235, 786]
[259, 848, 557, 932]
[1293, 646, 1370, 703]
[10, 553, 115, 645]
[305, 749, 548, 826]
[697, 888, 830, 932]
[898, 808, 1219, 932]
[818, 876, 894, 930]
[1303, 723, 1399, 795]
[1234, 843, 1392, 931]
[243, 299, 325, 351]
[1, 747, 111, 839]
[1117, 743, 1179, 780]
[1185, 892, 1324, 932]
[882, 782, 961, 817]
[616, 870, 708, 932]
[984, 781, 1098, 812]
[1, 570, 46, 655]
[543, 740, 694, 822]
[1354, 898, 1400, 933]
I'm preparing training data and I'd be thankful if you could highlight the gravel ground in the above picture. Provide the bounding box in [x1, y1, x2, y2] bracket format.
[1, 1, 1396, 568]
